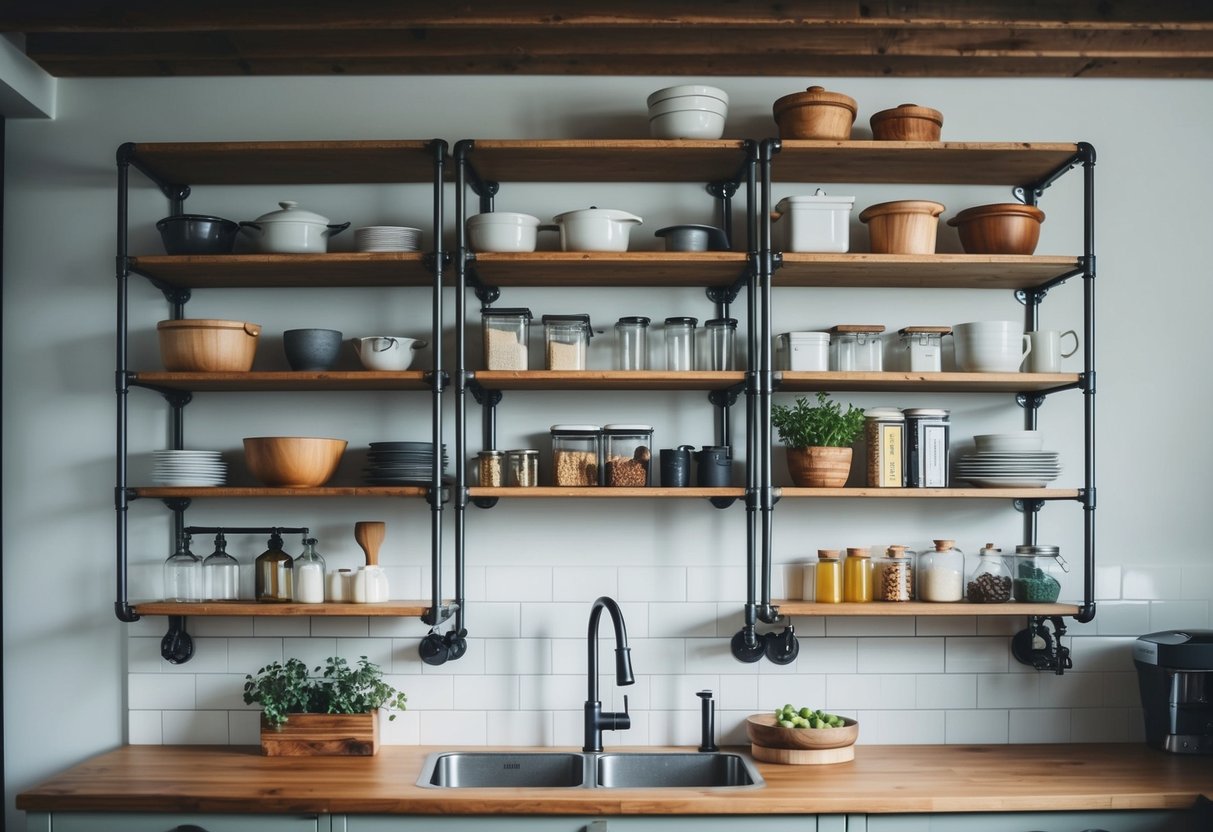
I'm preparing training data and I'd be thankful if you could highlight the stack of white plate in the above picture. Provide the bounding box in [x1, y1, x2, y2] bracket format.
[353, 226, 421, 252]
[364, 441, 448, 485]
[954, 450, 1061, 488]
[152, 449, 226, 486]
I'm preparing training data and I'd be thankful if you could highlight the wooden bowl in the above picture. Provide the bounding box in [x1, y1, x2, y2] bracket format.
[858, 200, 945, 254]
[947, 203, 1045, 255]
[773, 85, 857, 140]
[157, 319, 260, 372]
[746, 713, 859, 750]
[870, 103, 943, 141]
[243, 437, 347, 487]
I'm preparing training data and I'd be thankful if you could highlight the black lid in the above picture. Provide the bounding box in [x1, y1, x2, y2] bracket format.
[481, 307, 533, 320]
[1133, 630, 1213, 669]
[664, 316, 699, 326]
[705, 318, 738, 328]
[542, 313, 594, 339]
[617, 316, 651, 326]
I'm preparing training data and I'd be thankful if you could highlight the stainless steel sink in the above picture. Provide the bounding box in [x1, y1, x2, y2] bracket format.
[417, 751, 763, 789]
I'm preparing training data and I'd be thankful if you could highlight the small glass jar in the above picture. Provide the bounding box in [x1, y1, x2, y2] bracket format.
[615, 316, 651, 371]
[830, 325, 884, 371]
[506, 449, 540, 487]
[917, 539, 965, 602]
[543, 314, 593, 370]
[897, 326, 948, 372]
[254, 532, 294, 603]
[843, 547, 873, 602]
[478, 450, 505, 487]
[704, 318, 738, 371]
[164, 535, 202, 602]
[326, 568, 353, 602]
[481, 307, 532, 370]
[815, 549, 843, 604]
[664, 317, 698, 371]
[603, 424, 654, 486]
[202, 533, 239, 601]
[874, 545, 915, 602]
[864, 407, 905, 488]
[967, 543, 1013, 603]
[551, 424, 602, 486]
[292, 537, 326, 604]
[1012, 545, 1067, 603]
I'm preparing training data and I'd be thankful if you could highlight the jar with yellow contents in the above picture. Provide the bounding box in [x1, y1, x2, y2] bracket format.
[842, 546, 873, 602]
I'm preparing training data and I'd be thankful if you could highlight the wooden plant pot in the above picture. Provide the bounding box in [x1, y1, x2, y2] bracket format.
[787, 446, 852, 488]
[260, 711, 379, 756]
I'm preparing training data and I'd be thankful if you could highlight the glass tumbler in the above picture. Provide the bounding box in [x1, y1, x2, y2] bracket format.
[614, 316, 650, 370]
[704, 318, 738, 371]
[664, 317, 698, 371]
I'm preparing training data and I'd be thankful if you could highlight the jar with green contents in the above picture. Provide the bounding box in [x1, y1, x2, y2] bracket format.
[1012, 544, 1067, 603]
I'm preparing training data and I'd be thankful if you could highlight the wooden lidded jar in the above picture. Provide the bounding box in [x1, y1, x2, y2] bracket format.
[773, 85, 857, 140]
[858, 200, 946, 254]
[869, 103, 944, 141]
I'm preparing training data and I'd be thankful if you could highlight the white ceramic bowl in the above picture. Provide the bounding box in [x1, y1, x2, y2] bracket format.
[650, 110, 726, 140]
[974, 431, 1045, 453]
[647, 95, 729, 117]
[352, 336, 426, 371]
[552, 207, 643, 252]
[647, 84, 729, 108]
[467, 212, 549, 253]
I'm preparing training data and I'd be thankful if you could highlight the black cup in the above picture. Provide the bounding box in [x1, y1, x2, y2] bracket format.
[660, 446, 693, 487]
[283, 328, 344, 371]
[696, 445, 732, 487]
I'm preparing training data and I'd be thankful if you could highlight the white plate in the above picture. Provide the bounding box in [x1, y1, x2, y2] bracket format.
[959, 476, 1054, 487]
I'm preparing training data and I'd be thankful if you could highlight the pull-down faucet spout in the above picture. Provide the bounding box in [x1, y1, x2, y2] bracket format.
[583, 596, 634, 752]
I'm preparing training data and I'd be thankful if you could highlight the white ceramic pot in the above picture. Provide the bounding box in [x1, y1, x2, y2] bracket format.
[552, 207, 643, 252]
[239, 201, 350, 254]
[466, 212, 557, 253]
[773, 192, 856, 253]
[352, 336, 427, 371]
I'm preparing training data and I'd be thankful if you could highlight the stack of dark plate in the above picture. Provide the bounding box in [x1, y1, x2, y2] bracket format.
[365, 441, 448, 485]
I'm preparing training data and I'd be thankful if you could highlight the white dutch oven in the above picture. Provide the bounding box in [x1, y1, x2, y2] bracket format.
[352, 336, 427, 371]
[240, 201, 351, 254]
[551, 207, 643, 252]
[466, 212, 557, 253]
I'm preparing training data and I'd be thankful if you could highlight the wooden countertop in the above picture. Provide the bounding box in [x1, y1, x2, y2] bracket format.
[17, 744, 1213, 816]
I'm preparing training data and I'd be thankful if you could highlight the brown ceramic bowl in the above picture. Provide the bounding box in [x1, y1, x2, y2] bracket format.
[870, 103, 943, 141]
[948, 203, 1046, 255]
[745, 713, 859, 750]
[243, 437, 347, 487]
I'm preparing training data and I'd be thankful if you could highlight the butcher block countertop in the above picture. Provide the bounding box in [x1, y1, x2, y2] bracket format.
[17, 743, 1213, 816]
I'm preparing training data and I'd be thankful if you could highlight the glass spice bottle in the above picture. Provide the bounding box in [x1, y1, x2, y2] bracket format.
[254, 531, 293, 603]
[815, 549, 843, 604]
[874, 544, 914, 602]
[843, 547, 874, 602]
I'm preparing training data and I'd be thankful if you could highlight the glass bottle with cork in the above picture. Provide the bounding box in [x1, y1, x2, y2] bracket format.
[917, 538, 965, 602]
[874, 544, 914, 602]
[254, 531, 294, 603]
[843, 546, 874, 602]
[815, 549, 843, 604]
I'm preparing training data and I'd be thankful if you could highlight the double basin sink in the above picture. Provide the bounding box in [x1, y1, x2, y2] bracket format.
[418, 751, 764, 790]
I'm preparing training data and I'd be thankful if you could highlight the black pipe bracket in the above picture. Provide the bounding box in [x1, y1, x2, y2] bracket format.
[1012, 615, 1073, 674]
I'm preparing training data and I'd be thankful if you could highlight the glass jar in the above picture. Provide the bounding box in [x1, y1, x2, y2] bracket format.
[664, 316, 698, 371]
[543, 314, 593, 370]
[864, 407, 905, 488]
[326, 568, 353, 602]
[830, 325, 884, 371]
[603, 424, 654, 486]
[916, 538, 965, 602]
[815, 549, 843, 604]
[202, 533, 239, 601]
[481, 307, 532, 370]
[897, 326, 948, 372]
[506, 449, 539, 487]
[550, 424, 602, 486]
[874, 545, 915, 602]
[1012, 545, 1067, 603]
[704, 318, 738, 371]
[967, 543, 1013, 603]
[254, 532, 294, 603]
[843, 547, 873, 602]
[478, 450, 504, 487]
[164, 535, 201, 602]
[615, 316, 650, 370]
[292, 537, 326, 604]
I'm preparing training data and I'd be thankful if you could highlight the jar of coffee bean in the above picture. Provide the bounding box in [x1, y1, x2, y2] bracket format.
[966, 543, 1012, 603]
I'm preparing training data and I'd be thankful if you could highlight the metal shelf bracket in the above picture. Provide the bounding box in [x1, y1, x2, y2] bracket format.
[1012, 615, 1073, 674]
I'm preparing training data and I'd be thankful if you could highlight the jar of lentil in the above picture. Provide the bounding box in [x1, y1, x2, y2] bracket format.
[1012, 545, 1067, 603]
[550, 424, 601, 486]
[874, 545, 914, 601]
[815, 549, 843, 604]
[966, 543, 1013, 603]
[603, 424, 654, 486]
[842, 547, 873, 602]
[916, 538, 965, 602]
[505, 449, 539, 487]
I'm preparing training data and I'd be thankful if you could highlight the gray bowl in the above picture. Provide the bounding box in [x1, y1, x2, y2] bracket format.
[654, 224, 729, 252]
[283, 328, 343, 371]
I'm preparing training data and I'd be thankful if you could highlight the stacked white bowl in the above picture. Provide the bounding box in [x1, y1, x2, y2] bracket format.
[647, 85, 729, 140]
[952, 320, 1032, 372]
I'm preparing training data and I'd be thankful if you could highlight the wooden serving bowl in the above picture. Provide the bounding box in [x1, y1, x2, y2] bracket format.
[745, 713, 859, 750]
[243, 437, 347, 487]
[157, 319, 260, 372]
[947, 203, 1045, 255]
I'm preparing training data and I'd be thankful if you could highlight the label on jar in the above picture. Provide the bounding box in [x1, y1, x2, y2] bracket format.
[907, 416, 949, 488]
[866, 421, 904, 487]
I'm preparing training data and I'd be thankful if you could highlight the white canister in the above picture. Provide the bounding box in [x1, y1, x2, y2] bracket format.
[775, 331, 830, 371]
[897, 326, 949, 372]
[352, 565, 390, 603]
[773, 191, 855, 253]
[325, 568, 353, 602]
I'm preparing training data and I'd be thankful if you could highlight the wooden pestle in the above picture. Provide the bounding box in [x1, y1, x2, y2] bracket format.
[354, 521, 385, 567]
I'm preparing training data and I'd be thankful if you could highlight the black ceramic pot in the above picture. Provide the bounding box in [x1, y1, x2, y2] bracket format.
[156, 214, 240, 255]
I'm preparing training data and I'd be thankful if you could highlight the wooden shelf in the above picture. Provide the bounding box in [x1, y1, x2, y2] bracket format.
[462, 139, 750, 183]
[134, 486, 431, 499]
[129, 252, 432, 288]
[772, 600, 1081, 616]
[775, 253, 1081, 289]
[131, 371, 430, 392]
[471, 370, 744, 391]
[469, 486, 744, 499]
[129, 140, 438, 185]
[775, 371, 1080, 393]
[777, 487, 1080, 500]
[469, 251, 749, 287]
[132, 600, 437, 617]
[772, 141, 1081, 185]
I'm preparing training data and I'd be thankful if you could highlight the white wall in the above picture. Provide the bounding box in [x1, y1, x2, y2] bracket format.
[4, 74, 1212, 827]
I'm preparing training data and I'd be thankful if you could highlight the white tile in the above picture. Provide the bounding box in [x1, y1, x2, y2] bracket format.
[283, 637, 337, 670]
[718, 710, 754, 746]
[648, 708, 702, 746]
[384, 566, 422, 601]
[1180, 566, 1213, 601]
[129, 673, 195, 709]
[191, 617, 254, 637]
[916, 674, 977, 709]
[520, 674, 584, 711]
[1009, 708, 1070, 743]
[1037, 672, 1102, 708]
[796, 637, 858, 673]
[162, 710, 229, 744]
[484, 638, 552, 675]
[916, 616, 976, 636]
[1071, 707, 1130, 742]
[552, 566, 619, 601]
[369, 617, 432, 638]
[161, 638, 228, 674]
[718, 674, 758, 712]
[311, 617, 370, 638]
[521, 603, 593, 638]
[253, 618, 311, 637]
[1149, 600, 1209, 632]
[866, 709, 945, 744]
[629, 638, 686, 675]
[712, 603, 748, 637]
[685, 637, 755, 674]
[462, 566, 487, 603]
[858, 638, 944, 673]
[487, 711, 555, 746]
[977, 673, 1039, 709]
[946, 709, 1008, 743]
[612, 709, 650, 745]
[381, 709, 420, 745]
[945, 637, 1009, 673]
[618, 567, 687, 602]
[552, 709, 585, 747]
[1095, 566, 1122, 601]
[751, 675, 827, 712]
[649, 603, 719, 638]
[779, 562, 809, 601]
[976, 617, 1021, 636]
[606, 675, 649, 712]
[227, 637, 284, 674]
[647, 674, 720, 710]
[391, 638, 428, 674]
[825, 616, 915, 637]
[485, 566, 552, 602]
[552, 638, 589, 674]
[688, 567, 746, 602]
[334, 638, 394, 671]
[128, 711, 163, 745]
[1070, 636, 1137, 672]
[390, 674, 453, 710]
[1094, 602, 1151, 636]
[1122, 566, 1182, 600]
[826, 675, 912, 710]
[229, 711, 261, 745]
[1127, 708, 1147, 744]
[472, 603, 522, 638]
[128, 637, 165, 673]
[195, 673, 250, 710]
[452, 675, 520, 710]
[1098, 672, 1142, 707]
[419, 710, 488, 745]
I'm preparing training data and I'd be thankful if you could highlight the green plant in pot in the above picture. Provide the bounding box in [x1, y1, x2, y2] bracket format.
[771, 391, 865, 487]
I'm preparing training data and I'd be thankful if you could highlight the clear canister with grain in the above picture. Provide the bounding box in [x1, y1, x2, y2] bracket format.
[505, 449, 539, 487]
[874, 545, 915, 601]
[603, 424, 653, 486]
[542, 314, 593, 370]
[550, 424, 602, 486]
[865, 406, 905, 488]
[481, 307, 532, 370]
[477, 450, 505, 487]
[904, 407, 950, 488]
[815, 549, 843, 604]
[917, 538, 965, 602]
[842, 547, 874, 602]
[830, 324, 884, 371]
[897, 326, 949, 372]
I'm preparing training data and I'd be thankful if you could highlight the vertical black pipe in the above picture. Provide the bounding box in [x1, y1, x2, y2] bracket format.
[452, 141, 469, 637]
[114, 145, 137, 623]
[758, 140, 777, 611]
[1081, 143, 1097, 621]
[743, 146, 759, 629]
[429, 140, 446, 628]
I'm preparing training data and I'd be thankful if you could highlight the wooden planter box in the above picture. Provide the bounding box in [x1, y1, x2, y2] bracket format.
[260, 711, 379, 756]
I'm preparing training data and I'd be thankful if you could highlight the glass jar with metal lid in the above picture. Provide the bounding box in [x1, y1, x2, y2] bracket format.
[550, 424, 601, 486]
[966, 542, 1013, 603]
[505, 449, 539, 487]
[478, 450, 505, 487]
[603, 424, 654, 486]
[874, 544, 915, 601]
[481, 307, 532, 370]
[830, 324, 885, 371]
[542, 314, 593, 370]
[615, 316, 651, 370]
[1012, 544, 1068, 603]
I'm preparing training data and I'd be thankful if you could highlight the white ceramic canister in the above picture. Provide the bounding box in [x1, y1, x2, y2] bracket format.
[325, 568, 353, 602]
[775, 331, 830, 371]
[773, 190, 855, 253]
[352, 565, 390, 603]
[898, 326, 949, 372]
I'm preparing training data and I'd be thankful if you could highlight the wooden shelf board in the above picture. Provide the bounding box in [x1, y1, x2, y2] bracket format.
[778, 487, 1080, 499]
[469, 486, 744, 499]
[772, 141, 1081, 185]
[130, 140, 438, 185]
[470, 251, 749, 287]
[462, 139, 751, 183]
[132, 600, 438, 617]
[131, 371, 430, 392]
[471, 370, 745, 391]
[775, 254, 1081, 289]
[133, 486, 431, 498]
[775, 371, 1079, 393]
[772, 600, 1081, 616]
[130, 252, 432, 288]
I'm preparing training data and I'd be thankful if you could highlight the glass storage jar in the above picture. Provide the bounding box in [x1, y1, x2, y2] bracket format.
[481, 307, 532, 370]
[202, 533, 239, 601]
[843, 547, 874, 602]
[254, 532, 294, 603]
[550, 424, 602, 486]
[292, 537, 326, 604]
[830, 324, 885, 371]
[966, 543, 1013, 603]
[815, 549, 843, 604]
[615, 316, 650, 370]
[603, 424, 654, 486]
[916, 538, 965, 602]
[506, 449, 539, 487]
[704, 318, 738, 371]
[897, 326, 949, 372]
[864, 406, 905, 488]
[164, 534, 201, 602]
[478, 450, 504, 487]
[874, 544, 914, 601]
[664, 316, 698, 371]
[543, 314, 593, 370]
[775, 331, 830, 371]
[1012, 544, 1067, 603]
[904, 407, 950, 488]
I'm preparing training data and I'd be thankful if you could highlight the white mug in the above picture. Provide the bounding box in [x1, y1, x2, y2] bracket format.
[952, 321, 1032, 373]
[1026, 329, 1079, 373]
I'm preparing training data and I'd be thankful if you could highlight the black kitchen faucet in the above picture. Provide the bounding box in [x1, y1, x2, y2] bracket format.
[583, 596, 634, 752]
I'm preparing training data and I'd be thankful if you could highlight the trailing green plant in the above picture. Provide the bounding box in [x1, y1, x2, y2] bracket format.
[771, 391, 865, 448]
[243, 656, 407, 728]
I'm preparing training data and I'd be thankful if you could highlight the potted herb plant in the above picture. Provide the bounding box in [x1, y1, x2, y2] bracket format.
[771, 391, 865, 487]
[243, 655, 406, 756]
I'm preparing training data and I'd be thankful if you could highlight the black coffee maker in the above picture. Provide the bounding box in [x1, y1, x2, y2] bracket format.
[1133, 629, 1213, 754]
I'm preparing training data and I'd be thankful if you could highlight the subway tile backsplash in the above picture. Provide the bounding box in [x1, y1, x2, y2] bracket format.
[124, 571, 1199, 747]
